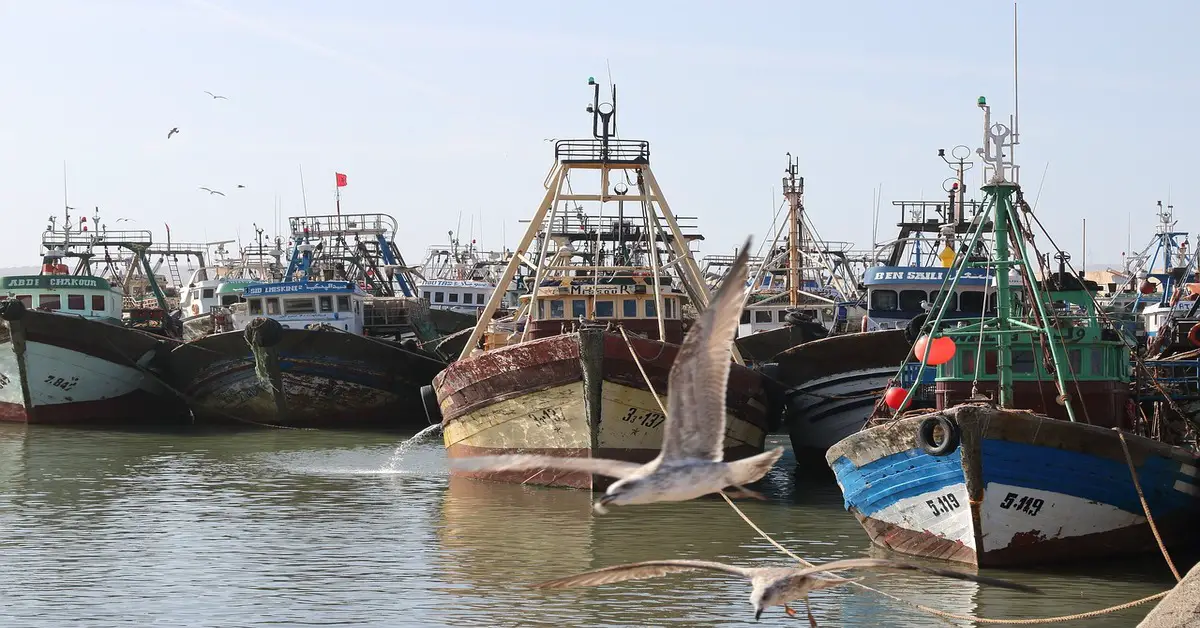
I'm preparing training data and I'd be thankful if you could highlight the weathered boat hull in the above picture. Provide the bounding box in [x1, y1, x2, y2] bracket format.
[166, 327, 447, 428]
[734, 320, 828, 365]
[437, 328, 774, 490]
[0, 303, 183, 424]
[775, 330, 911, 457]
[826, 405, 1200, 567]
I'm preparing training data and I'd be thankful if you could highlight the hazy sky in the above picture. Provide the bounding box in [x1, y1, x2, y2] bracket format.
[1, 1, 1196, 271]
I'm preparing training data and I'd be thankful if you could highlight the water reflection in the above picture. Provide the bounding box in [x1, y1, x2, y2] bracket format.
[0, 426, 1182, 627]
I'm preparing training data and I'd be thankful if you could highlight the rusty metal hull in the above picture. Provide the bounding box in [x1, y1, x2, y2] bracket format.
[0, 308, 184, 425]
[437, 329, 772, 490]
[775, 330, 911, 457]
[167, 328, 446, 428]
[734, 321, 828, 365]
[826, 405, 1200, 567]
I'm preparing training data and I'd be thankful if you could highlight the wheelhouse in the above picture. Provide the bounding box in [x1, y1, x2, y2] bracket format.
[242, 281, 367, 333]
[0, 274, 124, 322]
[525, 274, 687, 343]
[862, 265, 995, 331]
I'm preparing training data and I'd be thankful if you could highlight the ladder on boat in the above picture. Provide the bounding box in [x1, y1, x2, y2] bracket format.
[166, 256, 183, 290]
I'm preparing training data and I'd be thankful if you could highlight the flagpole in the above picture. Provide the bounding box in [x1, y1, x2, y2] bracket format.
[335, 173, 341, 217]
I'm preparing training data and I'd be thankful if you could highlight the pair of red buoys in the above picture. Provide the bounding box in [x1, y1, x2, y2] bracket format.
[883, 334, 957, 410]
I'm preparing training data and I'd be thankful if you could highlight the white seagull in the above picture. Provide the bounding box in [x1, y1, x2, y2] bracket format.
[450, 237, 784, 513]
[204, 91, 228, 100]
[533, 557, 1042, 626]
[199, 187, 225, 196]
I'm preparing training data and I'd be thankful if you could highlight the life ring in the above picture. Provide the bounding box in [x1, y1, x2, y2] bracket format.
[191, 303, 200, 316]
[420, 384, 442, 425]
[916, 415, 960, 457]
[1188, 323, 1200, 348]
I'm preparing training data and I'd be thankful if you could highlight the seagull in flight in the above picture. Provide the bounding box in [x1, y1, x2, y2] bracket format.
[204, 91, 228, 100]
[115, 218, 132, 223]
[199, 187, 226, 196]
[236, 184, 246, 189]
[167, 127, 179, 139]
[533, 557, 1041, 626]
[450, 238, 784, 513]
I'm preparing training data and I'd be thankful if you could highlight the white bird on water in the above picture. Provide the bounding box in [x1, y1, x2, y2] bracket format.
[532, 557, 1041, 625]
[449, 238, 784, 513]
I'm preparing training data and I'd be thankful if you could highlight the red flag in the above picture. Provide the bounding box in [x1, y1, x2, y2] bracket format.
[335, 172, 348, 187]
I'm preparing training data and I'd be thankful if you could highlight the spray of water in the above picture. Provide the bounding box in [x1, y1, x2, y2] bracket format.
[382, 423, 443, 471]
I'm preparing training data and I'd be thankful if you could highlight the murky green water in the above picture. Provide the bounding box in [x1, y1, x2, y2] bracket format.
[0, 426, 1180, 627]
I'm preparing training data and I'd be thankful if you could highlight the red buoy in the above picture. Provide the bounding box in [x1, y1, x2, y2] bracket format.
[883, 386, 910, 410]
[914, 334, 956, 366]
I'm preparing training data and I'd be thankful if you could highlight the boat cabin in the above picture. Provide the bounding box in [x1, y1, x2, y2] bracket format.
[0, 274, 124, 322]
[526, 274, 687, 343]
[419, 279, 496, 313]
[242, 281, 367, 333]
[863, 265, 995, 331]
[933, 279, 1131, 428]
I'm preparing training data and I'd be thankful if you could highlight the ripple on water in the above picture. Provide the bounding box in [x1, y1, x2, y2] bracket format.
[0, 424, 1181, 627]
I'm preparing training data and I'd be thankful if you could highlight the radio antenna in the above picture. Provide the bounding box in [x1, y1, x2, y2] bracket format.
[1011, 2, 1020, 183]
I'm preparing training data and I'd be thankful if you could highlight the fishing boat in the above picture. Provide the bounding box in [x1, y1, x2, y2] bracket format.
[176, 235, 281, 340]
[777, 149, 998, 458]
[826, 97, 1200, 567]
[0, 208, 185, 424]
[431, 77, 776, 490]
[414, 232, 514, 357]
[165, 211, 448, 428]
[702, 157, 868, 365]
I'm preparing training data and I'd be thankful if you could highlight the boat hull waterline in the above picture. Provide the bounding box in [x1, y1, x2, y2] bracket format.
[826, 405, 1200, 567]
[0, 304, 182, 424]
[437, 328, 773, 490]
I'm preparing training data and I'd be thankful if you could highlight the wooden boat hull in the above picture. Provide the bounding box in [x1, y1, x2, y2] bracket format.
[826, 405, 1200, 567]
[734, 320, 828, 365]
[776, 330, 911, 457]
[166, 327, 446, 428]
[0, 305, 183, 424]
[437, 328, 773, 490]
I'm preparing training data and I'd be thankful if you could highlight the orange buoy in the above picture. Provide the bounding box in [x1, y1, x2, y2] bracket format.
[914, 334, 957, 366]
[883, 386, 911, 410]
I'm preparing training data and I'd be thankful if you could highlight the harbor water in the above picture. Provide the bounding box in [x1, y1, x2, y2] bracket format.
[0, 425, 1179, 627]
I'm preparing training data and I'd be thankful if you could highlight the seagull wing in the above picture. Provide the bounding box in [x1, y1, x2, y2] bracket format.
[448, 454, 641, 480]
[532, 559, 754, 589]
[661, 237, 752, 461]
[213, 191, 226, 196]
[204, 91, 215, 97]
[787, 558, 1042, 593]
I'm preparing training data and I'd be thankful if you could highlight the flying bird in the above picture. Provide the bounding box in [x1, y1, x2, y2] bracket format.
[533, 557, 1041, 626]
[167, 127, 179, 139]
[204, 91, 228, 100]
[236, 184, 246, 189]
[115, 218, 132, 223]
[450, 238, 784, 513]
[199, 187, 226, 196]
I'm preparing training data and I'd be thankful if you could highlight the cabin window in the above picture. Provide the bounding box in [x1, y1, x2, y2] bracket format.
[645, 299, 657, 318]
[665, 298, 674, 318]
[754, 310, 773, 323]
[537, 299, 544, 319]
[776, 310, 788, 322]
[987, 293, 997, 311]
[1012, 350, 1035, 374]
[319, 296, 333, 313]
[221, 295, 240, 306]
[550, 299, 565, 318]
[477, 293, 487, 304]
[249, 298, 263, 315]
[202, 288, 215, 300]
[266, 298, 280, 315]
[984, 350, 997, 375]
[354, 300, 360, 314]
[740, 310, 751, 324]
[1090, 349, 1104, 376]
[190, 289, 200, 301]
[869, 289, 898, 311]
[960, 349, 975, 375]
[67, 294, 85, 310]
[449, 292, 459, 303]
[623, 299, 638, 318]
[422, 291, 431, 300]
[16, 295, 31, 307]
[462, 293, 473, 305]
[596, 299, 614, 317]
[434, 292, 445, 303]
[1069, 349, 1083, 375]
[337, 295, 350, 311]
[284, 298, 316, 314]
[933, 290, 957, 312]
[959, 291, 984, 312]
[38, 294, 60, 310]
[572, 299, 586, 318]
[899, 290, 927, 311]
[92, 295, 106, 311]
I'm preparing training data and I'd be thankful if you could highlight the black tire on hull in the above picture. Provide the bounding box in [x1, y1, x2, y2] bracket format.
[421, 385, 442, 425]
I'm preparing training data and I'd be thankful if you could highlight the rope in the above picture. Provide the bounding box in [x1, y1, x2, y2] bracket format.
[615, 321, 1174, 625]
[1115, 429, 1182, 581]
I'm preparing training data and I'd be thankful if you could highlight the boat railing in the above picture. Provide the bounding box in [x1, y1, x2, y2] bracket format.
[1139, 359, 1200, 400]
[554, 138, 650, 164]
[289, 213, 397, 239]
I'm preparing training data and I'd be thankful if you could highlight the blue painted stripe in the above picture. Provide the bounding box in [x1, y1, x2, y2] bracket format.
[830, 448, 965, 515]
[980, 439, 1197, 516]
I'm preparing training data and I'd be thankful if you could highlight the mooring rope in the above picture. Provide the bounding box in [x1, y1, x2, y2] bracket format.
[1116, 429, 1182, 582]
[615, 328, 1175, 625]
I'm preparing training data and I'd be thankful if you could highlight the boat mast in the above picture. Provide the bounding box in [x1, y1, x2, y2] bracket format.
[782, 154, 803, 308]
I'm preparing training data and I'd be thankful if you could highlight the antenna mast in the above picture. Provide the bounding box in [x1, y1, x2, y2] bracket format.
[782, 153, 804, 308]
[1011, 2, 1021, 184]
